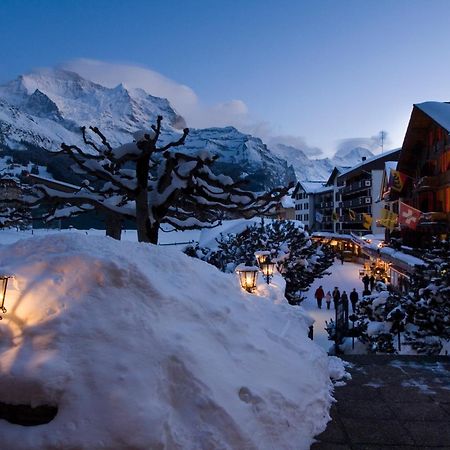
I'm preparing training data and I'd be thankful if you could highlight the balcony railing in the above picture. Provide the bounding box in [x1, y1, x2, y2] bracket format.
[342, 179, 371, 194]
[416, 171, 450, 190]
[341, 197, 371, 208]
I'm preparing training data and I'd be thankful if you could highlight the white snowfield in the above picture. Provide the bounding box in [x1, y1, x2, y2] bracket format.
[0, 233, 339, 450]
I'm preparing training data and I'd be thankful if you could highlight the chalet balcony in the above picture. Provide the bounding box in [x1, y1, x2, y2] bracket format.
[416, 170, 450, 190]
[420, 211, 450, 224]
[341, 179, 371, 194]
[341, 197, 372, 208]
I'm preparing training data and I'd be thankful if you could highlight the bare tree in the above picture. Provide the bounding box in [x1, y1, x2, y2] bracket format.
[25, 116, 290, 243]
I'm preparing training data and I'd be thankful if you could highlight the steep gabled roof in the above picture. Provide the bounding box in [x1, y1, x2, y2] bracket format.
[293, 180, 325, 195]
[337, 148, 401, 180]
[415, 101, 450, 132]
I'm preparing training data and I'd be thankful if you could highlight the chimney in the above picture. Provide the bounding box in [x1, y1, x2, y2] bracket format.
[362, 156, 367, 162]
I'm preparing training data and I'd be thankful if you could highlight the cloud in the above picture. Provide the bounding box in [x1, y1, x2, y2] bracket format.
[62, 59, 255, 131]
[335, 131, 390, 156]
[62, 59, 198, 113]
[266, 135, 324, 157]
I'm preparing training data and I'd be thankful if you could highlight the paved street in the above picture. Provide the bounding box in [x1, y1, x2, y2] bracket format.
[312, 355, 450, 449]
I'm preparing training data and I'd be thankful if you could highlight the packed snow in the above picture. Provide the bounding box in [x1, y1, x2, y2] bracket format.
[0, 233, 342, 450]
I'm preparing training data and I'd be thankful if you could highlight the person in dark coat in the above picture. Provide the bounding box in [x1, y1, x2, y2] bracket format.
[350, 288, 359, 312]
[369, 275, 376, 291]
[315, 285, 325, 309]
[362, 274, 370, 291]
[341, 290, 349, 324]
[332, 287, 340, 309]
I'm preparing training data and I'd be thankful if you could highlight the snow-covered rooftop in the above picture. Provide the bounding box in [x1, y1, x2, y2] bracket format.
[416, 101, 450, 132]
[299, 181, 326, 194]
[338, 148, 401, 177]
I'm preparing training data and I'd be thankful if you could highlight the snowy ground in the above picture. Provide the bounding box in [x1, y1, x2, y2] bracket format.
[0, 231, 345, 449]
[303, 259, 364, 353]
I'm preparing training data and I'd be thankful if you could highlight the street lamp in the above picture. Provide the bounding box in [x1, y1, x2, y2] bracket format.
[254, 251, 271, 267]
[0, 275, 13, 319]
[235, 263, 259, 293]
[260, 257, 276, 284]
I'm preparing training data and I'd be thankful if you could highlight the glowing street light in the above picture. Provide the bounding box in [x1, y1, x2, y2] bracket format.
[235, 263, 259, 293]
[260, 257, 276, 285]
[0, 275, 13, 319]
[254, 251, 271, 267]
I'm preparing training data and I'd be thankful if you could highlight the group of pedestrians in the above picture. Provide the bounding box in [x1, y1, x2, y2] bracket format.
[362, 273, 376, 293]
[314, 285, 360, 313]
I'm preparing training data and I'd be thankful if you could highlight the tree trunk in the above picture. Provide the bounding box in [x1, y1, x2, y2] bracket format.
[135, 152, 151, 243]
[105, 213, 122, 240]
[136, 190, 150, 243]
[147, 222, 159, 245]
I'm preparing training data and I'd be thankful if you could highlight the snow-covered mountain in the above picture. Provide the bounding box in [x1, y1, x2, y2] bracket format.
[332, 146, 374, 168]
[0, 69, 295, 190]
[270, 143, 374, 181]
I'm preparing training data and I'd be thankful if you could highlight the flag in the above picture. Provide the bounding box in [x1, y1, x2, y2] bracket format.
[389, 169, 407, 192]
[315, 211, 324, 223]
[348, 209, 356, 221]
[332, 210, 339, 221]
[378, 208, 398, 231]
[362, 213, 372, 229]
[399, 202, 421, 230]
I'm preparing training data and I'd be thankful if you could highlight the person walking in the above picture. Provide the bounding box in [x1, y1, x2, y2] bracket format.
[325, 291, 332, 310]
[362, 274, 370, 292]
[350, 288, 359, 312]
[332, 287, 340, 310]
[314, 285, 325, 309]
[341, 290, 349, 324]
[340, 252, 344, 265]
[369, 274, 376, 291]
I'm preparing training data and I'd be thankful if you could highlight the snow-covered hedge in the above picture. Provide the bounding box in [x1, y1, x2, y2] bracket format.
[186, 219, 333, 305]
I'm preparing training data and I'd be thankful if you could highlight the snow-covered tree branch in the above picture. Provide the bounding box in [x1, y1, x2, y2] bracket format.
[37, 116, 291, 243]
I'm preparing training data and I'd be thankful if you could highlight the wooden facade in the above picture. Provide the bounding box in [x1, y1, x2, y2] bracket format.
[395, 103, 450, 244]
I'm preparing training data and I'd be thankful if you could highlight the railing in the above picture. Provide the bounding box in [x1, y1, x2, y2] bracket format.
[342, 179, 371, 194]
[341, 197, 371, 208]
[416, 171, 450, 190]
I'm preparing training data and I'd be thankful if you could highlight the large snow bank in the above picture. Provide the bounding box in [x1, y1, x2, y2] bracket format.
[0, 233, 335, 450]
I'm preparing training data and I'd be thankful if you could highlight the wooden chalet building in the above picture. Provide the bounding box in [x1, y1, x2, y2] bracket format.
[394, 102, 450, 246]
[336, 149, 401, 235]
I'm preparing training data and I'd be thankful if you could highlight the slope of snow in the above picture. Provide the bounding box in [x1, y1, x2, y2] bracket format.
[332, 146, 374, 167]
[270, 143, 334, 181]
[0, 233, 336, 450]
[270, 143, 374, 182]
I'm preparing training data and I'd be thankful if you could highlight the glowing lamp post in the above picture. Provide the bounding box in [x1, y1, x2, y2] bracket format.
[260, 257, 276, 285]
[254, 251, 271, 267]
[0, 275, 13, 320]
[236, 263, 259, 293]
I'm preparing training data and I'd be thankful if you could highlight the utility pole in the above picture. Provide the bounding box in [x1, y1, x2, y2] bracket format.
[380, 130, 386, 153]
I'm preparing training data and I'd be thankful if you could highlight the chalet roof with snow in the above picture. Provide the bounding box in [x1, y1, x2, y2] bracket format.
[415, 101, 450, 132]
[292, 180, 326, 195]
[337, 148, 401, 180]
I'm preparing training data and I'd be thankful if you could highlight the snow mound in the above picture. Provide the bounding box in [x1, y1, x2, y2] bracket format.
[0, 234, 334, 450]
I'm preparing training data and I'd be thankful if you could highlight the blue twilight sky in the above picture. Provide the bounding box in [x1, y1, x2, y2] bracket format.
[1, 0, 450, 156]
